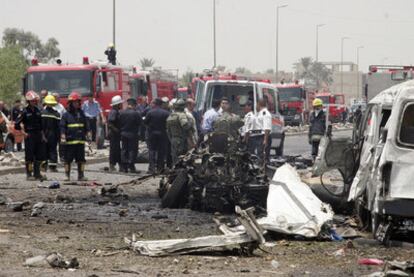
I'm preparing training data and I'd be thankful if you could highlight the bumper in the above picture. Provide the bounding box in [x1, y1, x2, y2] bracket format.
[377, 198, 414, 218]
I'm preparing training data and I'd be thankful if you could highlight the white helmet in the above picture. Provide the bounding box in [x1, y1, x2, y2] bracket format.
[111, 95, 123, 106]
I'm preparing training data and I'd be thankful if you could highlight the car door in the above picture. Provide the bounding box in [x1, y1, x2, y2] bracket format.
[258, 83, 284, 137]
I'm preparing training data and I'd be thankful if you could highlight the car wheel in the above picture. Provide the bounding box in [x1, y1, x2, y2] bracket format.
[4, 137, 14, 153]
[161, 169, 188, 208]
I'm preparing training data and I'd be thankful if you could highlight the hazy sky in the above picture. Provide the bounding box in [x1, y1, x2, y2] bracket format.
[1, 0, 414, 74]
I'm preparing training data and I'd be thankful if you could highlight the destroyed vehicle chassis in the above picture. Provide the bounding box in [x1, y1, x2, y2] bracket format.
[159, 170, 268, 213]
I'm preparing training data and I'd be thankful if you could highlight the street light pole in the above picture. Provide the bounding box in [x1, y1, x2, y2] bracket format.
[113, 0, 116, 46]
[356, 46, 364, 100]
[341, 37, 350, 94]
[213, 0, 217, 68]
[275, 4, 288, 83]
[316, 24, 325, 62]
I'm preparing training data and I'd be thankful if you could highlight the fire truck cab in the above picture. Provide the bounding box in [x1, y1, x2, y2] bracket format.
[276, 83, 307, 126]
[23, 58, 132, 148]
[314, 91, 346, 122]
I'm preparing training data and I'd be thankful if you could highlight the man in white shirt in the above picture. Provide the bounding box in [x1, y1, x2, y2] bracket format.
[242, 101, 257, 154]
[256, 99, 273, 165]
[52, 93, 66, 117]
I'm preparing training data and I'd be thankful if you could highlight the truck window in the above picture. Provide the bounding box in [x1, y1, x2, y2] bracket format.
[399, 103, 414, 147]
[102, 71, 119, 92]
[195, 81, 205, 111]
[262, 88, 276, 113]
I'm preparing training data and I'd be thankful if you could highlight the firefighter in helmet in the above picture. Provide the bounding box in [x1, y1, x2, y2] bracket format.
[42, 95, 61, 172]
[16, 91, 47, 180]
[309, 98, 326, 160]
[60, 92, 90, 181]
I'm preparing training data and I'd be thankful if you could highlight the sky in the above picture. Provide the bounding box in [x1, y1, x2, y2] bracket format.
[1, 0, 414, 75]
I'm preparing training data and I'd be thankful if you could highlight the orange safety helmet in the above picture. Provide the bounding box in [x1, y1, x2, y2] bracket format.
[25, 90, 39, 101]
[68, 91, 81, 102]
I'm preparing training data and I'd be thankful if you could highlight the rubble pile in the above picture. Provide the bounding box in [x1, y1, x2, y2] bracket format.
[0, 152, 25, 167]
[159, 147, 269, 213]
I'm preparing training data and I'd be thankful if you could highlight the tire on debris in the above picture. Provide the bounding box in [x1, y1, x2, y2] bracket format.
[161, 169, 188, 209]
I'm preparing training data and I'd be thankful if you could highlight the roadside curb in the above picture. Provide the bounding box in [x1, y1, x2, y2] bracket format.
[0, 156, 109, 176]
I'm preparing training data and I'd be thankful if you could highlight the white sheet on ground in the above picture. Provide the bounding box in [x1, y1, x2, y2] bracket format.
[257, 164, 334, 237]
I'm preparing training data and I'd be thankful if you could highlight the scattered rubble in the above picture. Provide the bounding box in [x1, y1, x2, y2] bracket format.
[0, 152, 25, 167]
[24, 252, 79, 269]
[126, 206, 265, 256]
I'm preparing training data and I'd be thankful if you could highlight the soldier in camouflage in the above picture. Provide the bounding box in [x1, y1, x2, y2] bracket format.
[213, 97, 243, 152]
[166, 99, 194, 164]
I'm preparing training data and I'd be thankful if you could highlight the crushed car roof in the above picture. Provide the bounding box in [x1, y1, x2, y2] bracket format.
[370, 79, 414, 106]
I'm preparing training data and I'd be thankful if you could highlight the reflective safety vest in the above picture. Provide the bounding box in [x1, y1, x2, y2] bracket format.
[60, 109, 88, 145]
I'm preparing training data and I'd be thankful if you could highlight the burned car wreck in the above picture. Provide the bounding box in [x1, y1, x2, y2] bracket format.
[313, 80, 414, 244]
[159, 123, 271, 213]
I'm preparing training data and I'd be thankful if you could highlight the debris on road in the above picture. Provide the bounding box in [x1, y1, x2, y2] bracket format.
[31, 202, 46, 217]
[126, 206, 265, 256]
[7, 201, 29, 212]
[358, 258, 385, 266]
[257, 164, 334, 238]
[24, 253, 79, 269]
[0, 152, 25, 167]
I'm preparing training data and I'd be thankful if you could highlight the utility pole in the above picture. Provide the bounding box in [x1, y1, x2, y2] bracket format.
[341, 37, 350, 95]
[315, 24, 325, 62]
[213, 0, 217, 68]
[113, 0, 116, 47]
[275, 4, 288, 83]
[356, 46, 364, 100]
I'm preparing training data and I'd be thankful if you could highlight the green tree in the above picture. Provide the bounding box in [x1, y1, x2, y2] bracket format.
[180, 70, 195, 87]
[2, 28, 60, 63]
[0, 46, 27, 103]
[295, 57, 332, 89]
[234, 67, 252, 74]
[139, 58, 156, 70]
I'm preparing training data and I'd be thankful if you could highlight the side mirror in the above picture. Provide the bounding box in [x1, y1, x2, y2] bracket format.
[95, 74, 102, 94]
[22, 74, 28, 95]
[381, 128, 388, 143]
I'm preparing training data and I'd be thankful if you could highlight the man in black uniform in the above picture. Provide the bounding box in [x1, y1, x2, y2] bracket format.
[119, 98, 142, 173]
[144, 98, 170, 174]
[16, 91, 47, 181]
[108, 95, 123, 171]
[60, 92, 90, 181]
[42, 95, 61, 172]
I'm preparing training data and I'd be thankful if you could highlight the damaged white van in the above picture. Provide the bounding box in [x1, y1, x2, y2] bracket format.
[313, 80, 414, 243]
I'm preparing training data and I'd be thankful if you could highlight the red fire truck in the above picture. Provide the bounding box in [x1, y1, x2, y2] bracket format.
[276, 83, 309, 126]
[23, 57, 132, 147]
[314, 91, 346, 122]
[130, 69, 178, 103]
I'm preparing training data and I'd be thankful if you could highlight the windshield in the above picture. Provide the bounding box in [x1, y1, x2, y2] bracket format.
[27, 70, 93, 97]
[277, 87, 303, 102]
[317, 96, 330, 105]
[205, 83, 254, 116]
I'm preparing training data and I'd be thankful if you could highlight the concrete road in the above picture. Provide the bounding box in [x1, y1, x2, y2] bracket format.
[284, 130, 353, 156]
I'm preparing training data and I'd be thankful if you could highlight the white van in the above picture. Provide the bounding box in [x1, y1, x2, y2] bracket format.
[313, 80, 414, 243]
[194, 80, 285, 155]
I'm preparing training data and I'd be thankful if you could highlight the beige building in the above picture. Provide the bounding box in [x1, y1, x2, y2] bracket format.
[323, 62, 364, 104]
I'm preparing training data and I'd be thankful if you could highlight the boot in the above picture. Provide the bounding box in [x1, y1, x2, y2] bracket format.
[26, 162, 36, 181]
[77, 162, 88, 181]
[109, 164, 116, 172]
[121, 164, 128, 173]
[64, 163, 71, 181]
[34, 161, 47, 181]
[129, 164, 137, 173]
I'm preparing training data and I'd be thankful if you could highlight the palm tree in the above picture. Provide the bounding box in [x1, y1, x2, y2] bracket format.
[139, 58, 155, 70]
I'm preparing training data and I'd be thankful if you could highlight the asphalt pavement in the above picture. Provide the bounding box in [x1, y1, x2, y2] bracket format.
[284, 129, 353, 156]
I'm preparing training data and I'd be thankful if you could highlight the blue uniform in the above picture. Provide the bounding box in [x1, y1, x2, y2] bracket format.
[144, 106, 170, 173]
